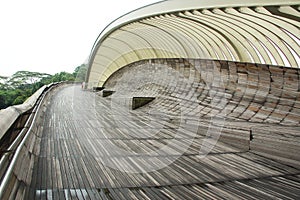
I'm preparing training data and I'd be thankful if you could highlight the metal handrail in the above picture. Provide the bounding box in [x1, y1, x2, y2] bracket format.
[0, 83, 58, 198]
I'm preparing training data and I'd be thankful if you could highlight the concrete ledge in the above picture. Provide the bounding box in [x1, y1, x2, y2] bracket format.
[132, 97, 155, 110]
[102, 90, 115, 97]
[93, 87, 105, 92]
[0, 85, 48, 140]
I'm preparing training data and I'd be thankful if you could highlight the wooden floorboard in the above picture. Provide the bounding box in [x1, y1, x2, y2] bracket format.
[23, 85, 300, 199]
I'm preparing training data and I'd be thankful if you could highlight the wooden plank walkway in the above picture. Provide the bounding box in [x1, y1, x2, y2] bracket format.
[25, 85, 300, 199]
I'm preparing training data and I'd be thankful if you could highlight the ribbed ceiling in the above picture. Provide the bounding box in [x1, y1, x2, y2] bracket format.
[87, 0, 300, 87]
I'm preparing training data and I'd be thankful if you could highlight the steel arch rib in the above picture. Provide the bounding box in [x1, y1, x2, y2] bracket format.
[86, 0, 300, 87]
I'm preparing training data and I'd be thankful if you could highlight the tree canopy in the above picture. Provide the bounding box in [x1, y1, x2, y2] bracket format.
[0, 64, 87, 109]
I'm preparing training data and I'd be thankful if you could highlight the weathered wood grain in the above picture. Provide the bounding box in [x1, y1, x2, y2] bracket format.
[5, 59, 300, 199]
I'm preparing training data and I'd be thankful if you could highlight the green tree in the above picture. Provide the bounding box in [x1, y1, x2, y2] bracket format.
[12, 95, 27, 105]
[51, 71, 75, 82]
[0, 91, 7, 109]
[73, 64, 87, 82]
[0, 64, 86, 109]
[8, 71, 51, 88]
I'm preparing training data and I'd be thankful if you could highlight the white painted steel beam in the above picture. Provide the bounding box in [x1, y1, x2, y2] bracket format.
[87, 0, 300, 87]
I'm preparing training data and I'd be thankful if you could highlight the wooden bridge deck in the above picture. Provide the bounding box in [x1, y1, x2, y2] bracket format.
[23, 85, 300, 199]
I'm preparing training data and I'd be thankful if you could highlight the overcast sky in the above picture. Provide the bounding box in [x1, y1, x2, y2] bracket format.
[0, 0, 160, 76]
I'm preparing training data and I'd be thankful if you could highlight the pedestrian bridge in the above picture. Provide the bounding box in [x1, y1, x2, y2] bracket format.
[1, 0, 300, 199]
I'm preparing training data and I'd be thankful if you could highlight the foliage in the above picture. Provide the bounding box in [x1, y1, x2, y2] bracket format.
[0, 65, 87, 110]
[0, 89, 28, 109]
[9, 71, 50, 87]
[73, 64, 87, 82]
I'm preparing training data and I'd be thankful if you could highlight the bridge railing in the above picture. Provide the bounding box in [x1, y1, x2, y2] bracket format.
[0, 82, 63, 199]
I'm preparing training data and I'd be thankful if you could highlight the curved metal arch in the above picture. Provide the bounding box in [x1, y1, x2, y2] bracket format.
[133, 23, 175, 58]
[158, 16, 218, 59]
[209, 8, 271, 64]
[139, 20, 189, 58]
[110, 32, 156, 59]
[119, 27, 159, 58]
[152, 16, 204, 58]
[128, 23, 181, 58]
[86, 0, 300, 88]
[191, 10, 260, 62]
[175, 13, 240, 60]
[109, 36, 142, 60]
[158, 14, 230, 59]
[142, 16, 201, 58]
[222, 8, 277, 64]
[224, 7, 286, 65]
[239, 7, 298, 66]
[117, 21, 185, 58]
[101, 44, 131, 64]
